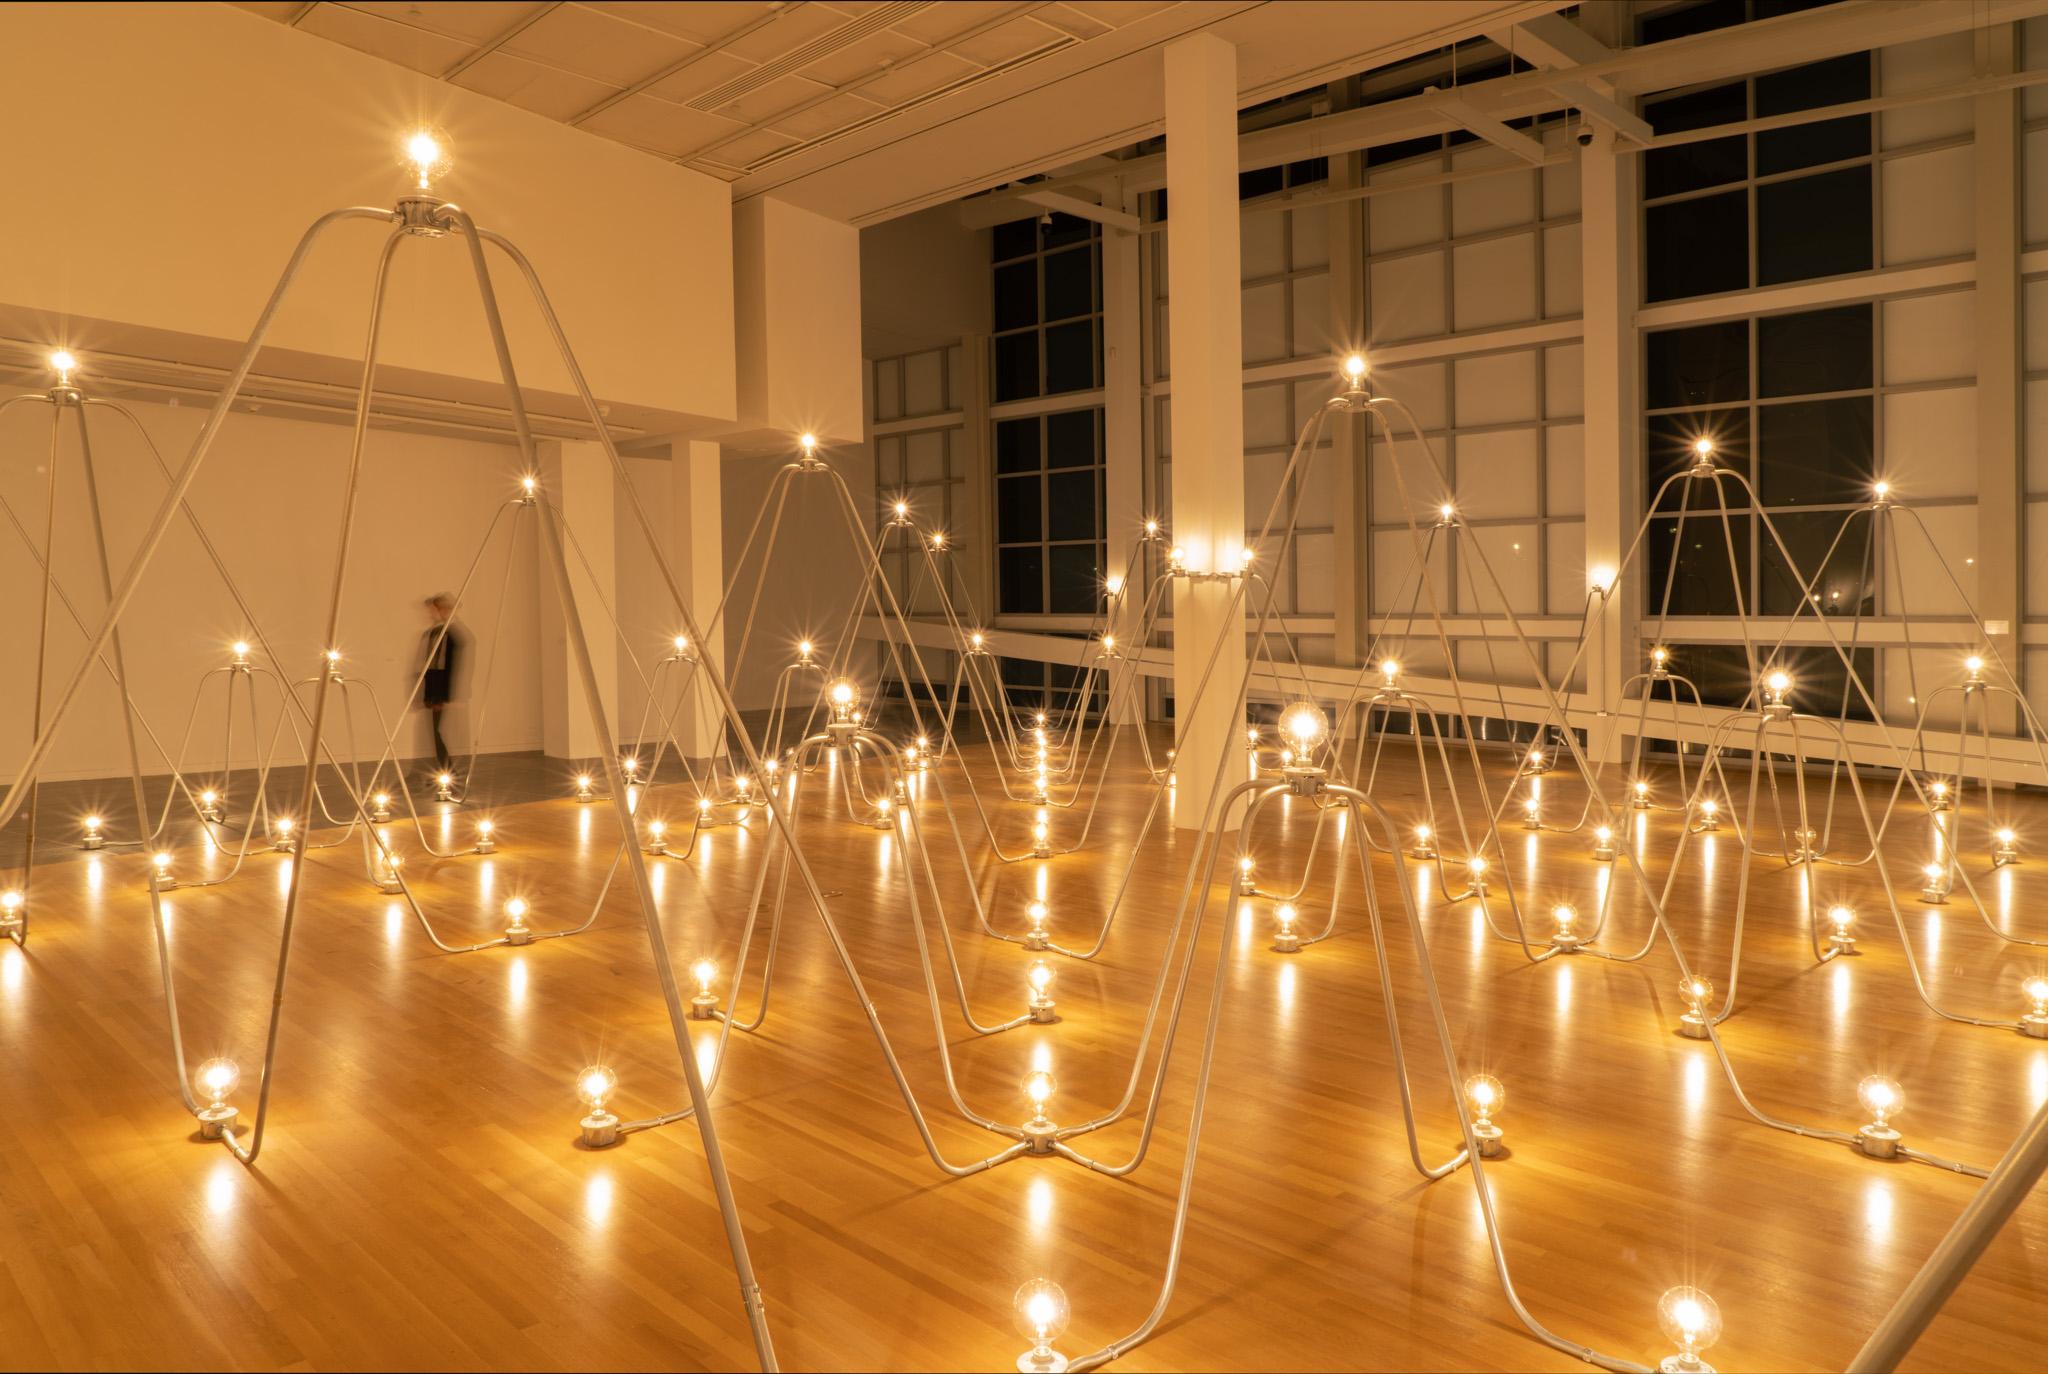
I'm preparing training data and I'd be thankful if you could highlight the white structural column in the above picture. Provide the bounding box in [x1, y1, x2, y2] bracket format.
[1164, 34, 1248, 826]
[671, 439, 726, 759]
[538, 439, 620, 761]
[1976, 24, 2022, 723]
[1578, 121, 1640, 765]
[1102, 187, 1145, 724]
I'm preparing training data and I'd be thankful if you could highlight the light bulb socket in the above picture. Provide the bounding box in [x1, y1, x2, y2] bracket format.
[1828, 931, 1859, 956]
[1271, 928, 1302, 954]
[1548, 931, 1585, 954]
[1017, 1347, 1071, 1374]
[377, 871, 405, 895]
[1591, 837, 1617, 861]
[1024, 929, 1049, 951]
[1029, 996, 1059, 1024]
[1693, 813, 1719, 833]
[1657, 1357, 1716, 1374]
[1919, 878, 1950, 905]
[1678, 1010, 1711, 1040]
[575, 784, 597, 803]
[1470, 1119, 1504, 1158]
[80, 831, 104, 851]
[506, 917, 534, 946]
[1410, 838, 1437, 860]
[474, 834, 496, 855]
[1631, 791, 1654, 810]
[690, 992, 720, 1021]
[200, 799, 226, 823]
[1283, 765, 1327, 796]
[2019, 1012, 2048, 1039]
[273, 833, 295, 853]
[645, 837, 670, 856]
[579, 1111, 621, 1149]
[1856, 1123, 1902, 1160]
[1993, 843, 2019, 866]
[1522, 810, 1543, 831]
[1022, 1114, 1058, 1154]
[0, 903, 22, 938]
[196, 1102, 239, 1139]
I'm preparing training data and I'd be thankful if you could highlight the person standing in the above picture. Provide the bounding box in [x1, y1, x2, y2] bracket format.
[419, 592, 465, 784]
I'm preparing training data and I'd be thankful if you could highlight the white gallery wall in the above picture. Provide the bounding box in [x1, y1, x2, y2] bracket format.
[0, 393, 541, 784]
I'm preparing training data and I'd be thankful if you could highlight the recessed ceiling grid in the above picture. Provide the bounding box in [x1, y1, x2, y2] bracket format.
[231, 0, 1174, 180]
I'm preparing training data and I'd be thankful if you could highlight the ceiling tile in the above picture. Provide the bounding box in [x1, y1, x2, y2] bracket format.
[581, 1, 779, 47]
[645, 47, 758, 106]
[794, 27, 926, 88]
[338, 1, 544, 45]
[717, 72, 837, 124]
[764, 90, 892, 141]
[886, 1, 1018, 46]
[499, 4, 700, 89]
[718, 3, 850, 63]
[297, 3, 472, 75]
[1034, 3, 1113, 40]
[452, 49, 617, 120]
[855, 48, 977, 105]
[228, 2, 312, 21]
[709, 125, 803, 169]
[946, 16, 1069, 69]
[1055, 0, 1175, 27]
[578, 93, 749, 158]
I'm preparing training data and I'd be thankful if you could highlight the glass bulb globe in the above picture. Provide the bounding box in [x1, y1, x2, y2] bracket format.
[578, 1065, 617, 1111]
[195, 1057, 240, 1106]
[1656, 1286, 1722, 1363]
[1691, 436, 1714, 459]
[2023, 975, 2048, 1014]
[1595, 825, 1613, 843]
[1552, 903, 1577, 934]
[401, 128, 452, 190]
[1766, 670, 1791, 694]
[1828, 905, 1854, 933]
[1380, 658, 1401, 685]
[1681, 975, 1713, 1009]
[693, 958, 717, 994]
[1468, 856, 1488, 876]
[829, 679, 859, 712]
[1342, 353, 1368, 381]
[1027, 960, 1055, 995]
[1013, 1276, 1071, 1346]
[477, 819, 494, 836]
[505, 897, 529, 921]
[50, 349, 77, 376]
[1415, 824, 1432, 841]
[1281, 701, 1327, 750]
[1463, 1073, 1504, 1120]
[1857, 1074, 1903, 1126]
[1027, 900, 1048, 929]
[1022, 1069, 1056, 1111]
[1275, 903, 1297, 934]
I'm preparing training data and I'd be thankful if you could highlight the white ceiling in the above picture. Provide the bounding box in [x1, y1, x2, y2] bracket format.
[231, 0, 1563, 223]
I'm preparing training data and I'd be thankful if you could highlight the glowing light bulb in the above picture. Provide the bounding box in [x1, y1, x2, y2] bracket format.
[196, 1057, 240, 1107]
[1681, 975, 1713, 1011]
[1766, 670, 1791, 696]
[1144, 518, 1160, 537]
[1022, 1069, 1056, 1115]
[1014, 1277, 1071, 1372]
[1168, 544, 1187, 570]
[1858, 1075, 1902, 1127]
[1691, 436, 1714, 460]
[1965, 654, 1984, 678]
[1379, 658, 1401, 688]
[577, 1065, 617, 1112]
[504, 896, 532, 944]
[1101, 633, 1115, 652]
[1656, 1286, 1723, 1372]
[693, 959, 716, 996]
[474, 817, 495, 852]
[828, 678, 859, 721]
[1027, 900, 1049, 933]
[1438, 501, 1456, 523]
[1246, 727, 1261, 747]
[402, 129, 450, 191]
[2022, 975, 2048, 1018]
[672, 634, 690, 654]
[1238, 545, 1255, 569]
[1463, 1073, 1505, 1155]
[1416, 824, 1431, 841]
[0, 890, 20, 919]
[1589, 566, 1615, 593]
[575, 773, 595, 801]
[522, 475, 538, 496]
[326, 649, 341, 664]
[232, 640, 251, 662]
[1281, 701, 1327, 753]
[153, 850, 172, 872]
[1552, 903, 1578, 942]
[969, 632, 985, 651]
[1651, 646, 1669, 668]
[1342, 352, 1368, 382]
[1272, 902, 1301, 953]
[50, 349, 77, 381]
[1028, 961, 1054, 996]
[799, 432, 818, 455]
[1468, 856, 1487, 876]
[1874, 479, 1892, 500]
[201, 789, 219, 807]
[894, 500, 908, 518]
[1105, 573, 1123, 596]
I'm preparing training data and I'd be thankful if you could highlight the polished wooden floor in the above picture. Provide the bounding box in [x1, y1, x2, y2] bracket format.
[2, 727, 2044, 1371]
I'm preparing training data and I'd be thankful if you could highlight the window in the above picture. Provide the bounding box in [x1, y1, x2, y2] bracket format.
[1641, 40, 1873, 302]
[991, 213, 1103, 403]
[1642, 304, 1885, 717]
[994, 409, 1106, 615]
[872, 345, 968, 618]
